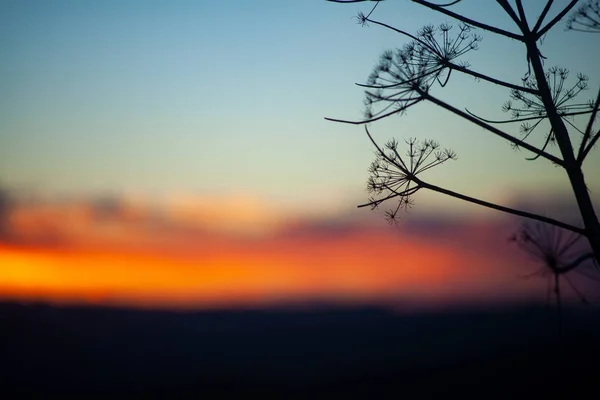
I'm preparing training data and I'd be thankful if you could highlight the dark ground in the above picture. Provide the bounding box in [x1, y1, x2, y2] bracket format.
[1, 300, 599, 398]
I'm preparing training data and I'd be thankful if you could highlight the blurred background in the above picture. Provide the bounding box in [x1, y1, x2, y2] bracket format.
[1, 0, 599, 310]
[3, 1, 600, 395]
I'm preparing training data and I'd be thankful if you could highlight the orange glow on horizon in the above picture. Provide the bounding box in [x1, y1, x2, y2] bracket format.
[0, 225, 536, 310]
[0, 195, 542, 310]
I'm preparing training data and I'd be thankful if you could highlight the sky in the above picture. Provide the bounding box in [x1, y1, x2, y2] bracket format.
[1, 0, 599, 309]
[1, 0, 598, 205]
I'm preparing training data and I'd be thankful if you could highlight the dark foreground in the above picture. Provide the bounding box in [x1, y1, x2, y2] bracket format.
[2, 301, 599, 398]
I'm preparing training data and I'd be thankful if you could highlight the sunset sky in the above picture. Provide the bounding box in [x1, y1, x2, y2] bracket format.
[1, 0, 598, 310]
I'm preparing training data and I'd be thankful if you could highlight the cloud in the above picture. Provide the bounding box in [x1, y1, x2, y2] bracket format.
[159, 193, 286, 235]
[2, 190, 596, 310]
[0, 191, 375, 251]
[0, 224, 542, 310]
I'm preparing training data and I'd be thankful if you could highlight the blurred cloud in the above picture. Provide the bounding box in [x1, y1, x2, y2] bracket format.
[1, 190, 597, 310]
[160, 193, 286, 236]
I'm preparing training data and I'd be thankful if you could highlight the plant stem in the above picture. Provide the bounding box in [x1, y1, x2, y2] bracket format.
[526, 37, 600, 265]
[419, 180, 585, 235]
[555, 273, 562, 337]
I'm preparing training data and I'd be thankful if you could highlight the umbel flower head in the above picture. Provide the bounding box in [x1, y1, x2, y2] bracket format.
[363, 127, 457, 224]
[506, 68, 589, 120]
[502, 67, 593, 155]
[510, 221, 585, 274]
[510, 221, 598, 304]
[363, 23, 481, 121]
[566, 0, 600, 33]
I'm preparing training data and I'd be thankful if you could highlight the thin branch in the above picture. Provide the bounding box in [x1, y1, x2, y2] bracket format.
[533, 0, 555, 33]
[525, 128, 553, 161]
[546, 275, 553, 307]
[447, 62, 539, 94]
[436, 0, 463, 6]
[418, 89, 564, 165]
[364, 126, 401, 169]
[555, 273, 562, 336]
[563, 117, 586, 136]
[412, 0, 523, 40]
[361, 128, 582, 234]
[365, 0, 380, 19]
[557, 229, 584, 258]
[558, 252, 596, 273]
[359, 190, 412, 209]
[563, 274, 590, 305]
[465, 109, 591, 124]
[419, 180, 585, 234]
[496, 0, 525, 30]
[574, 267, 600, 281]
[578, 87, 600, 163]
[569, 26, 599, 31]
[326, 0, 382, 3]
[581, 130, 600, 162]
[536, 0, 580, 38]
[514, 0, 530, 29]
[360, 16, 429, 48]
[324, 98, 424, 125]
[355, 67, 445, 89]
[518, 266, 546, 279]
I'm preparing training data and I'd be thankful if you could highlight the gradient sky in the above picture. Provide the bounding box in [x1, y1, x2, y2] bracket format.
[1, 0, 598, 212]
[1, 1, 599, 310]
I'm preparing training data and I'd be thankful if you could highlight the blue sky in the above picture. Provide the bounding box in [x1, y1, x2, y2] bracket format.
[1, 0, 598, 214]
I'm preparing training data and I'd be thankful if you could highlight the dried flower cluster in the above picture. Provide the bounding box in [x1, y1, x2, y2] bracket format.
[510, 221, 599, 309]
[363, 23, 481, 121]
[566, 0, 600, 33]
[511, 221, 584, 274]
[364, 131, 457, 223]
[506, 68, 589, 120]
[502, 67, 593, 154]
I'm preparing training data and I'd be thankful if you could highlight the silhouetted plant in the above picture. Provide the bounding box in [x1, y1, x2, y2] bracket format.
[326, 0, 600, 268]
[510, 221, 599, 334]
[566, 0, 600, 32]
[364, 133, 457, 223]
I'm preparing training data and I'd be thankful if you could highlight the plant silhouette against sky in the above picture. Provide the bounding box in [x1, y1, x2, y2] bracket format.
[510, 221, 599, 333]
[326, 0, 600, 268]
